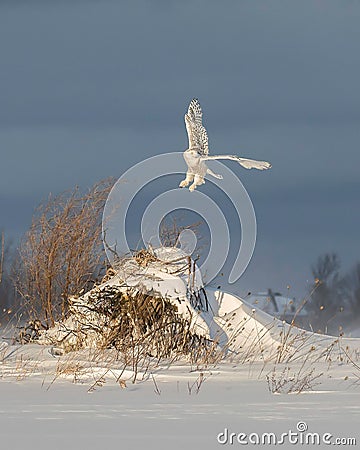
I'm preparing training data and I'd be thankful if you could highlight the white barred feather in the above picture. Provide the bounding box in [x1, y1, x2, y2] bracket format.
[180, 98, 271, 191]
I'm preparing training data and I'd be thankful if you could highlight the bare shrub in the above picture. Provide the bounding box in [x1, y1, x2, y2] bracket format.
[159, 214, 203, 248]
[14, 178, 114, 326]
[266, 365, 323, 394]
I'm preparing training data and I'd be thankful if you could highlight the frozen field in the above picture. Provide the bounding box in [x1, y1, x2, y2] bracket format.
[0, 357, 359, 450]
[1, 322, 359, 450]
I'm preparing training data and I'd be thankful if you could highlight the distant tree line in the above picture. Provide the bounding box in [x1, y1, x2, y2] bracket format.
[0, 233, 16, 322]
[307, 253, 360, 335]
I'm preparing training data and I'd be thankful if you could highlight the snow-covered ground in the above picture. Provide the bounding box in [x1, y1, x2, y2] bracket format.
[1, 286, 359, 449]
[0, 359, 359, 450]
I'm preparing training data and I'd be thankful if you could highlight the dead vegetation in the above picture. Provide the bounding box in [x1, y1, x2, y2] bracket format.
[14, 178, 114, 327]
[42, 285, 219, 364]
[266, 364, 323, 394]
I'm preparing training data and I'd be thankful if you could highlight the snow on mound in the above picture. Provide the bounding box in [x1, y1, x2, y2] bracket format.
[12, 247, 360, 370]
[38, 247, 221, 352]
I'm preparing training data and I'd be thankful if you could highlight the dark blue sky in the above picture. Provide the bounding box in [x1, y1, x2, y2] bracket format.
[1, 0, 359, 299]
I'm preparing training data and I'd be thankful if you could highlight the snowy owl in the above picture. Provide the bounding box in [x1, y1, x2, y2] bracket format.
[179, 98, 271, 191]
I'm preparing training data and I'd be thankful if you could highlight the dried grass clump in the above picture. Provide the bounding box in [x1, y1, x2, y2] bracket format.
[47, 286, 215, 363]
[14, 178, 114, 327]
[266, 365, 323, 394]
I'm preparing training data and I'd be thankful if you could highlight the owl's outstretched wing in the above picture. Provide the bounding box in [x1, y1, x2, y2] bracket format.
[202, 154, 271, 170]
[184, 98, 209, 155]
